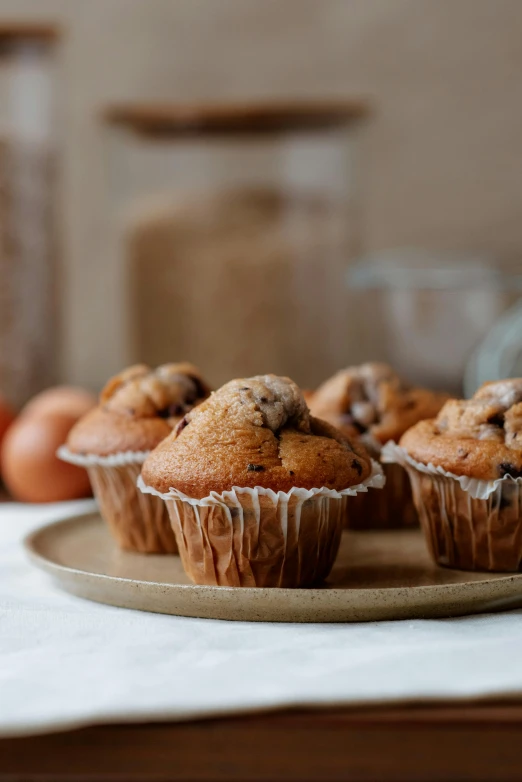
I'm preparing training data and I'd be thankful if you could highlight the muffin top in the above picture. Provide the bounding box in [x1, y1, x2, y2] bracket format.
[141, 374, 373, 498]
[399, 379, 522, 480]
[67, 363, 211, 456]
[308, 362, 449, 446]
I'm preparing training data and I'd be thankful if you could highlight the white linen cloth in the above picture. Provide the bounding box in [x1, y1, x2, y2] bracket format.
[2, 500, 522, 738]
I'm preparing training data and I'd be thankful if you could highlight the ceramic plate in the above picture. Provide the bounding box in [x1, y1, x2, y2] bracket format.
[24, 511, 522, 622]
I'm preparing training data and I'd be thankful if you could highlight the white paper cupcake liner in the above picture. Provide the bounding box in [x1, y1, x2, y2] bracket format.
[137, 461, 384, 587]
[57, 446, 151, 468]
[381, 441, 522, 572]
[58, 446, 178, 554]
[137, 459, 385, 506]
[381, 441, 522, 500]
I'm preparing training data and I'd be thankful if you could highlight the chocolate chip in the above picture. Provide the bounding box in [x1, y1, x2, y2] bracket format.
[240, 387, 249, 391]
[341, 414, 367, 434]
[175, 416, 189, 435]
[457, 447, 470, 459]
[351, 459, 363, 477]
[499, 462, 522, 478]
[487, 412, 505, 427]
[260, 396, 268, 403]
[186, 374, 208, 400]
[289, 470, 295, 476]
[247, 464, 265, 472]
[158, 403, 185, 419]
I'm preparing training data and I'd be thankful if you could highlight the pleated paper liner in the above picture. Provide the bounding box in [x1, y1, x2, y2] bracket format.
[58, 447, 178, 554]
[382, 442, 522, 572]
[138, 461, 385, 587]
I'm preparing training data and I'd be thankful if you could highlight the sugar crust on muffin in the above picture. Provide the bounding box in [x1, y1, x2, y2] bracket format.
[400, 378, 522, 480]
[67, 363, 210, 456]
[308, 362, 449, 444]
[141, 374, 373, 498]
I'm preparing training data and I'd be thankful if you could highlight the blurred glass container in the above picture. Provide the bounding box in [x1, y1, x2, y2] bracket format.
[104, 100, 369, 388]
[466, 297, 522, 396]
[347, 250, 522, 394]
[0, 24, 58, 406]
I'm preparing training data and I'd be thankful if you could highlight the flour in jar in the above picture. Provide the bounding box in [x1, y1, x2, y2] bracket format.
[125, 186, 352, 387]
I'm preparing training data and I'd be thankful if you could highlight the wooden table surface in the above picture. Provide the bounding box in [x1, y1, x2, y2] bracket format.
[3, 701, 522, 782]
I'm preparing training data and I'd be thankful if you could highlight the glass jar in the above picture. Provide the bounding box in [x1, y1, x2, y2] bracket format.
[347, 249, 522, 394]
[0, 24, 58, 406]
[104, 100, 369, 388]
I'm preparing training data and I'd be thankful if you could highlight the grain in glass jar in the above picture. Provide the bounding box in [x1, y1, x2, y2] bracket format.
[103, 100, 369, 388]
[0, 24, 58, 406]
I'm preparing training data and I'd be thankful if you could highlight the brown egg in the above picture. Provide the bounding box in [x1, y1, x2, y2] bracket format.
[0, 394, 15, 449]
[22, 386, 97, 420]
[1, 412, 92, 503]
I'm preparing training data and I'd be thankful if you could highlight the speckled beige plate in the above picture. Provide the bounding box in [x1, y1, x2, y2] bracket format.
[24, 511, 522, 623]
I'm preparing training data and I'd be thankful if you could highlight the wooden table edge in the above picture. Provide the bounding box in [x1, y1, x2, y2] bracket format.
[3, 700, 522, 781]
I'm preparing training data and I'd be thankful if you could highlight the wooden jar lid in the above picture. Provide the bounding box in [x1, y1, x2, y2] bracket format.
[0, 23, 60, 42]
[103, 99, 371, 137]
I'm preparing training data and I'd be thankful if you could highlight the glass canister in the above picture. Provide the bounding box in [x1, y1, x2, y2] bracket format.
[103, 100, 369, 388]
[0, 24, 59, 406]
[347, 249, 522, 394]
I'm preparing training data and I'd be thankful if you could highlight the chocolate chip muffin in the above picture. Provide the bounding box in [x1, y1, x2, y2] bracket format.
[140, 375, 384, 587]
[60, 363, 210, 554]
[387, 378, 522, 571]
[308, 363, 448, 529]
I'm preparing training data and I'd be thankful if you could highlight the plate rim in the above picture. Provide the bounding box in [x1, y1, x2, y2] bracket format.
[23, 511, 522, 600]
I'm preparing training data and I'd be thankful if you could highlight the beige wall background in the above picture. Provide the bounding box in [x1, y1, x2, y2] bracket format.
[1, 0, 521, 389]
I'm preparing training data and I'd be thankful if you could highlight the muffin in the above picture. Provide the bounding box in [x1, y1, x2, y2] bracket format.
[139, 374, 384, 587]
[384, 378, 522, 571]
[59, 363, 210, 553]
[308, 362, 448, 529]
